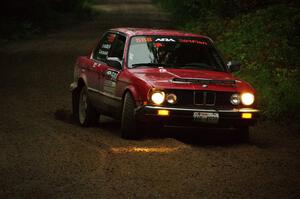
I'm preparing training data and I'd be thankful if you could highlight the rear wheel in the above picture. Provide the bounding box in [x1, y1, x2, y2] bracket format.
[74, 86, 99, 126]
[72, 88, 80, 121]
[121, 92, 140, 139]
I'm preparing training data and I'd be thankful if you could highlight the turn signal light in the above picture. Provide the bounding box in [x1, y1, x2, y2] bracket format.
[158, 110, 169, 116]
[242, 113, 252, 119]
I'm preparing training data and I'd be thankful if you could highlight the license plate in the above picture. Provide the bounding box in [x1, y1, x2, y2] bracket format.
[193, 112, 219, 124]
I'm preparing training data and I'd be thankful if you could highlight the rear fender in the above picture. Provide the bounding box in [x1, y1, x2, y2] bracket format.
[78, 74, 88, 88]
[71, 75, 87, 94]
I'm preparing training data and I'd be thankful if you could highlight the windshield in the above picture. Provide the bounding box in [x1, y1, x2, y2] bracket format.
[127, 36, 226, 71]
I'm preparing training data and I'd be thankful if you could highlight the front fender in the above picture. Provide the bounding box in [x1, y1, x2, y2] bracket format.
[123, 85, 143, 106]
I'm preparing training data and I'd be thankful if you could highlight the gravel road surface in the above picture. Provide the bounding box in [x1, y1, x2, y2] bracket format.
[0, 0, 299, 198]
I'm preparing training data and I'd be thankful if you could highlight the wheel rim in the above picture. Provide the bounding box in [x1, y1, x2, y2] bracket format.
[79, 88, 88, 124]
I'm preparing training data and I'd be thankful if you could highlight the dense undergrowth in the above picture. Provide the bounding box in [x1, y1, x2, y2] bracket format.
[0, 0, 95, 42]
[155, 0, 300, 122]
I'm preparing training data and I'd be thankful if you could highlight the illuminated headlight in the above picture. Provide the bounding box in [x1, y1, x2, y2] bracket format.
[166, 93, 177, 104]
[241, 93, 255, 106]
[230, 94, 240, 105]
[151, 91, 165, 105]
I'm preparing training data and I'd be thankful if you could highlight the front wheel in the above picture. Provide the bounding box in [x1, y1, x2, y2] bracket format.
[121, 92, 140, 139]
[75, 86, 99, 126]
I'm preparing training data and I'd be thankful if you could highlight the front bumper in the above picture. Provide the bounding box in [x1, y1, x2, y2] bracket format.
[136, 106, 259, 128]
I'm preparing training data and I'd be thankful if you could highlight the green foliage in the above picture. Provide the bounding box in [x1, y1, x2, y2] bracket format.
[154, 0, 297, 22]
[155, 0, 300, 121]
[211, 5, 300, 120]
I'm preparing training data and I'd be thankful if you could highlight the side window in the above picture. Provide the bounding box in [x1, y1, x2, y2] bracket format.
[109, 35, 126, 61]
[93, 32, 116, 62]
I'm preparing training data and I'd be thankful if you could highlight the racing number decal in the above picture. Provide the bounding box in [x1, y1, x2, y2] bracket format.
[105, 70, 119, 81]
[93, 62, 100, 68]
[103, 70, 119, 95]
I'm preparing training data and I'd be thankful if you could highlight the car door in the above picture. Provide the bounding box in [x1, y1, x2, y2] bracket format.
[99, 33, 127, 117]
[87, 32, 117, 108]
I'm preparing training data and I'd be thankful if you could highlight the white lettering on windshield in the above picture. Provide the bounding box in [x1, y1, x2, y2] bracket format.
[155, 38, 176, 42]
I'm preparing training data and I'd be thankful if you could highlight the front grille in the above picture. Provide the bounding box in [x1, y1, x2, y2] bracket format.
[194, 91, 216, 106]
[165, 89, 235, 108]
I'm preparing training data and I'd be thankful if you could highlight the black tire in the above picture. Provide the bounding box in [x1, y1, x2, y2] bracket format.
[75, 86, 99, 127]
[121, 92, 140, 139]
[236, 126, 250, 142]
[72, 88, 80, 121]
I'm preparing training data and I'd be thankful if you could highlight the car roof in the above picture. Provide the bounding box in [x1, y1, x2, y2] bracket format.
[110, 27, 211, 40]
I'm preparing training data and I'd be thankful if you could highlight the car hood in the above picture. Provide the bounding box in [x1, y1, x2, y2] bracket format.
[131, 68, 255, 93]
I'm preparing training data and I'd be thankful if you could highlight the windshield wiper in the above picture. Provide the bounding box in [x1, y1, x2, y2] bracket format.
[131, 63, 169, 68]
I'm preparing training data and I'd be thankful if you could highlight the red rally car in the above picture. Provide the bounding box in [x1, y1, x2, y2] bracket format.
[70, 28, 259, 140]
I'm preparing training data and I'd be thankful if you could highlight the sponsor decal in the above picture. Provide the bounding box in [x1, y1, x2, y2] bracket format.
[155, 38, 176, 42]
[135, 37, 153, 43]
[104, 70, 119, 94]
[105, 70, 119, 81]
[92, 63, 100, 68]
[179, 39, 208, 45]
[99, 49, 108, 56]
[101, 44, 111, 49]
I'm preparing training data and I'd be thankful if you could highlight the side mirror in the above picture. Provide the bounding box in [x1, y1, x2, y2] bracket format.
[107, 57, 122, 70]
[227, 61, 241, 72]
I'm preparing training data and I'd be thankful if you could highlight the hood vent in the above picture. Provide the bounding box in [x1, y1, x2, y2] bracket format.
[172, 78, 236, 86]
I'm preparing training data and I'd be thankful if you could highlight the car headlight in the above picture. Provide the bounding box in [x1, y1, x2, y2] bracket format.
[151, 91, 165, 105]
[166, 93, 177, 104]
[230, 94, 240, 105]
[241, 93, 255, 106]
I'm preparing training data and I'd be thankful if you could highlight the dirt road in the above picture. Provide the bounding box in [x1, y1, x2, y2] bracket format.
[0, 0, 299, 198]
